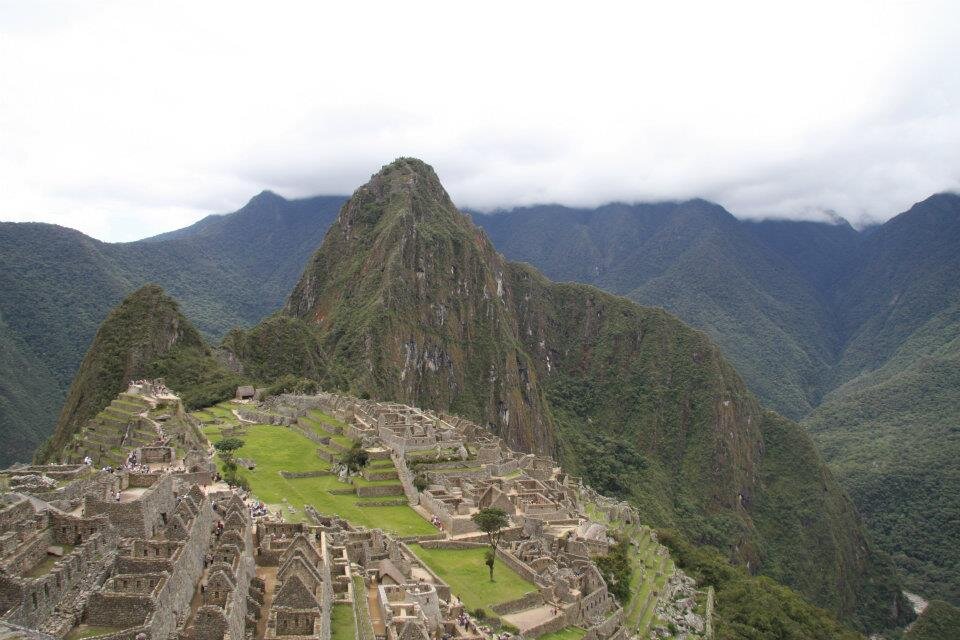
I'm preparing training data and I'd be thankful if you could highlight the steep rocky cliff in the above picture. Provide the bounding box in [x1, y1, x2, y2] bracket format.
[235, 158, 907, 630]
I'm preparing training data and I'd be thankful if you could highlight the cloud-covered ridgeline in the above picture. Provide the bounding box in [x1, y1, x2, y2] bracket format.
[0, 1, 958, 241]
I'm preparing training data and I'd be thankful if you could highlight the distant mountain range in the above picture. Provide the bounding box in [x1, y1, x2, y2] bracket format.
[0, 193, 345, 463]
[473, 193, 960, 603]
[1, 175, 957, 605]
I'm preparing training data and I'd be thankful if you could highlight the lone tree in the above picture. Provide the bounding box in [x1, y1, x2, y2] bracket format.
[214, 438, 244, 470]
[471, 507, 509, 580]
[340, 441, 369, 473]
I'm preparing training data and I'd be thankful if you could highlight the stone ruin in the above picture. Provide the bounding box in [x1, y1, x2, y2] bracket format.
[0, 382, 707, 640]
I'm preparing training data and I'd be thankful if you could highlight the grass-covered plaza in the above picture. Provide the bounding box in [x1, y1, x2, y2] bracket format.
[408, 543, 537, 611]
[199, 406, 435, 536]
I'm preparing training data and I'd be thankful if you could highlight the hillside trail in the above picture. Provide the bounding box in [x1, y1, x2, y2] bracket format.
[233, 409, 255, 424]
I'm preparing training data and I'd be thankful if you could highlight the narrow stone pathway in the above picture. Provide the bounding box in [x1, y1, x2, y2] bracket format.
[367, 582, 386, 637]
[256, 566, 278, 639]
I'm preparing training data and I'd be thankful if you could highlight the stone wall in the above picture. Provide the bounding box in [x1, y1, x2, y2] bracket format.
[0, 500, 35, 533]
[582, 608, 625, 640]
[86, 593, 155, 628]
[495, 547, 540, 585]
[125, 473, 160, 489]
[279, 470, 331, 479]
[575, 584, 610, 625]
[355, 484, 404, 498]
[418, 540, 485, 550]
[490, 591, 543, 615]
[2, 520, 118, 630]
[523, 610, 571, 638]
[84, 474, 176, 538]
[391, 454, 419, 506]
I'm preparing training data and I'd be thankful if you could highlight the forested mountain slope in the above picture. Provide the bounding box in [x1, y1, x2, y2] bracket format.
[474, 202, 855, 419]
[0, 193, 344, 463]
[475, 193, 960, 604]
[228, 159, 908, 631]
[36, 284, 241, 462]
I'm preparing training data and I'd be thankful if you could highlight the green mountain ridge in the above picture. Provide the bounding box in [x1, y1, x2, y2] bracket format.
[225, 158, 908, 631]
[0, 194, 345, 463]
[36, 284, 242, 461]
[474, 193, 960, 604]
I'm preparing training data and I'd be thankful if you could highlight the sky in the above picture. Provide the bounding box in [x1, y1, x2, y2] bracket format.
[1, 1, 959, 241]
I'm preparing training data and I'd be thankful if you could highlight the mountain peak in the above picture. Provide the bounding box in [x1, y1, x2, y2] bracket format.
[36, 284, 206, 462]
[247, 189, 286, 207]
[340, 157, 456, 227]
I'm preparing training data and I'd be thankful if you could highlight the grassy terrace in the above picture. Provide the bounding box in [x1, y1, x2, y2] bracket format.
[408, 544, 536, 612]
[330, 603, 355, 640]
[202, 421, 434, 536]
[300, 417, 354, 448]
[65, 625, 122, 640]
[539, 628, 587, 640]
[581, 501, 677, 635]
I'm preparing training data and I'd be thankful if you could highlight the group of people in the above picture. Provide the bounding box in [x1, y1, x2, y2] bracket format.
[120, 451, 152, 474]
[249, 500, 270, 518]
[430, 514, 443, 529]
[128, 378, 172, 397]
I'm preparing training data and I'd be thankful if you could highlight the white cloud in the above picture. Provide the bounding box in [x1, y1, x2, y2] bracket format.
[0, 0, 958, 240]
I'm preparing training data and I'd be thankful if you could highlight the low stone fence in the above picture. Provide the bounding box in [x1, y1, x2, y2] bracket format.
[495, 547, 540, 585]
[418, 540, 485, 550]
[356, 499, 407, 507]
[491, 590, 544, 616]
[396, 532, 446, 544]
[236, 408, 293, 426]
[355, 484, 403, 498]
[279, 470, 331, 479]
[361, 469, 398, 481]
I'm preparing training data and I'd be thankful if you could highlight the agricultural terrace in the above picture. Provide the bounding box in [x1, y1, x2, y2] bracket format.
[585, 500, 677, 635]
[538, 628, 588, 640]
[196, 402, 435, 536]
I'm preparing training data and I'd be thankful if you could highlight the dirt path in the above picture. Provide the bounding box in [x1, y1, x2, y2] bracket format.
[233, 409, 256, 424]
[367, 582, 386, 636]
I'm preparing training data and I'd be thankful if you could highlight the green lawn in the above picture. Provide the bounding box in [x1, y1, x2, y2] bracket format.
[308, 408, 347, 429]
[65, 626, 122, 640]
[300, 415, 353, 448]
[203, 423, 433, 536]
[538, 628, 587, 640]
[330, 603, 355, 640]
[408, 544, 536, 611]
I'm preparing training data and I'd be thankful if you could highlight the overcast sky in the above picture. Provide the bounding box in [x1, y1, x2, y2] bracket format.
[1, 1, 958, 241]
